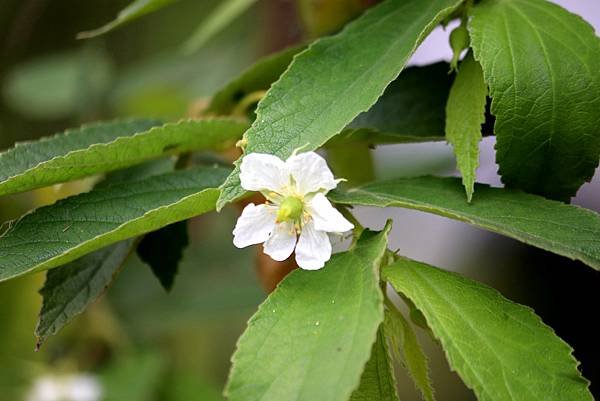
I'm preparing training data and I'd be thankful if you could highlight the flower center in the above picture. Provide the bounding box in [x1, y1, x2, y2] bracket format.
[276, 196, 304, 223]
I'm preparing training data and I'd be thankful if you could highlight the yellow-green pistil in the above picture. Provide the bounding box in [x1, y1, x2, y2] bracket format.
[276, 196, 304, 223]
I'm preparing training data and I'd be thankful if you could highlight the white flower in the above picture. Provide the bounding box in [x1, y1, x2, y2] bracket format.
[27, 374, 102, 401]
[233, 151, 354, 270]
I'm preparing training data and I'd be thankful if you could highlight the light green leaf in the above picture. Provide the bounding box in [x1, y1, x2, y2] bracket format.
[469, 0, 600, 200]
[0, 166, 229, 282]
[182, 0, 258, 54]
[445, 52, 487, 202]
[207, 45, 304, 115]
[225, 225, 392, 401]
[329, 176, 600, 271]
[35, 239, 136, 349]
[383, 257, 592, 401]
[0, 118, 246, 197]
[78, 0, 179, 39]
[217, 0, 462, 210]
[384, 302, 435, 401]
[350, 327, 399, 401]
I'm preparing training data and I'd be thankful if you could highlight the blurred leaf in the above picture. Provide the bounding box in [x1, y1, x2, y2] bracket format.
[349, 328, 399, 401]
[3, 48, 113, 119]
[217, 0, 462, 210]
[182, 0, 258, 54]
[327, 144, 374, 186]
[166, 373, 224, 401]
[0, 118, 247, 197]
[225, 225, 391, 401]
[0, 166, 229, 282]
[469, 0, 600, 200]
[207, 45, 304, 115]
[298, 0, 371, 37]
[445, 53, 487, 202]
[384, 302, 435, 401]
[78, 0, 179, 39]
[102, 351, 164, 401]
[330, 176, 600, 271]
[383, 257, 593, 401]
[137, 221, 189, 292]
[35, 239, 136, 349]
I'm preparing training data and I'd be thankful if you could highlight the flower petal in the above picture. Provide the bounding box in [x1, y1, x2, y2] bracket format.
[295, 220, 332, 270]
[263, 222, 297, 261]
[307, 193, 354, 233]
[233, 203, 276, 248]
[239, 153, 289, 192]
[286, 152, 337, 195]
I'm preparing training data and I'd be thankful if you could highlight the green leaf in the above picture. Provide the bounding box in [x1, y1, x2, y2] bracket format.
[0, 118, 246, 197]
[383, 257, 593, 401]
[350, 327, 399, 401]
[35, 239, 136, 349]
[342, 62, 454, 146]
[137, 221, 189, 291]
[329, 176, 600, 271]
[469, 0, 600, 200]
[225, 225, 392, 401]
[0, 166, 229, 282]
[77, 0, 179, 39]
[384, 302, 435, 401]
[217, 0, 463, 210]
[34, 159, 176, 347]
[182, 0, 258, 54]
[445, 53, 487, 202]
[207, 45, 304, 116]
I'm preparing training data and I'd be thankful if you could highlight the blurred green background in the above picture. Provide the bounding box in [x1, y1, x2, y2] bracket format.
[1, 1, 598, 400]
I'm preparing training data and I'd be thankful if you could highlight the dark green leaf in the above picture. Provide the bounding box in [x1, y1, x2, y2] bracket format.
[0, 167, 229, 282]
[78, 0, 179, 39]
[469, 0, 600, 200]
[344, 62, 454, 145]
[137, 221, 189, 291]
[34, 159, 176, 347]
[350, 327, 399, 401]
[35, 239, 136, 349]
[0, 118, 246, 197]
[217, 0, 463, 210]
[383, 257, 593, 401]
[225, 225, 392, 401]
[445, 52, 487, 202]
[330, 176, 600, 270]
